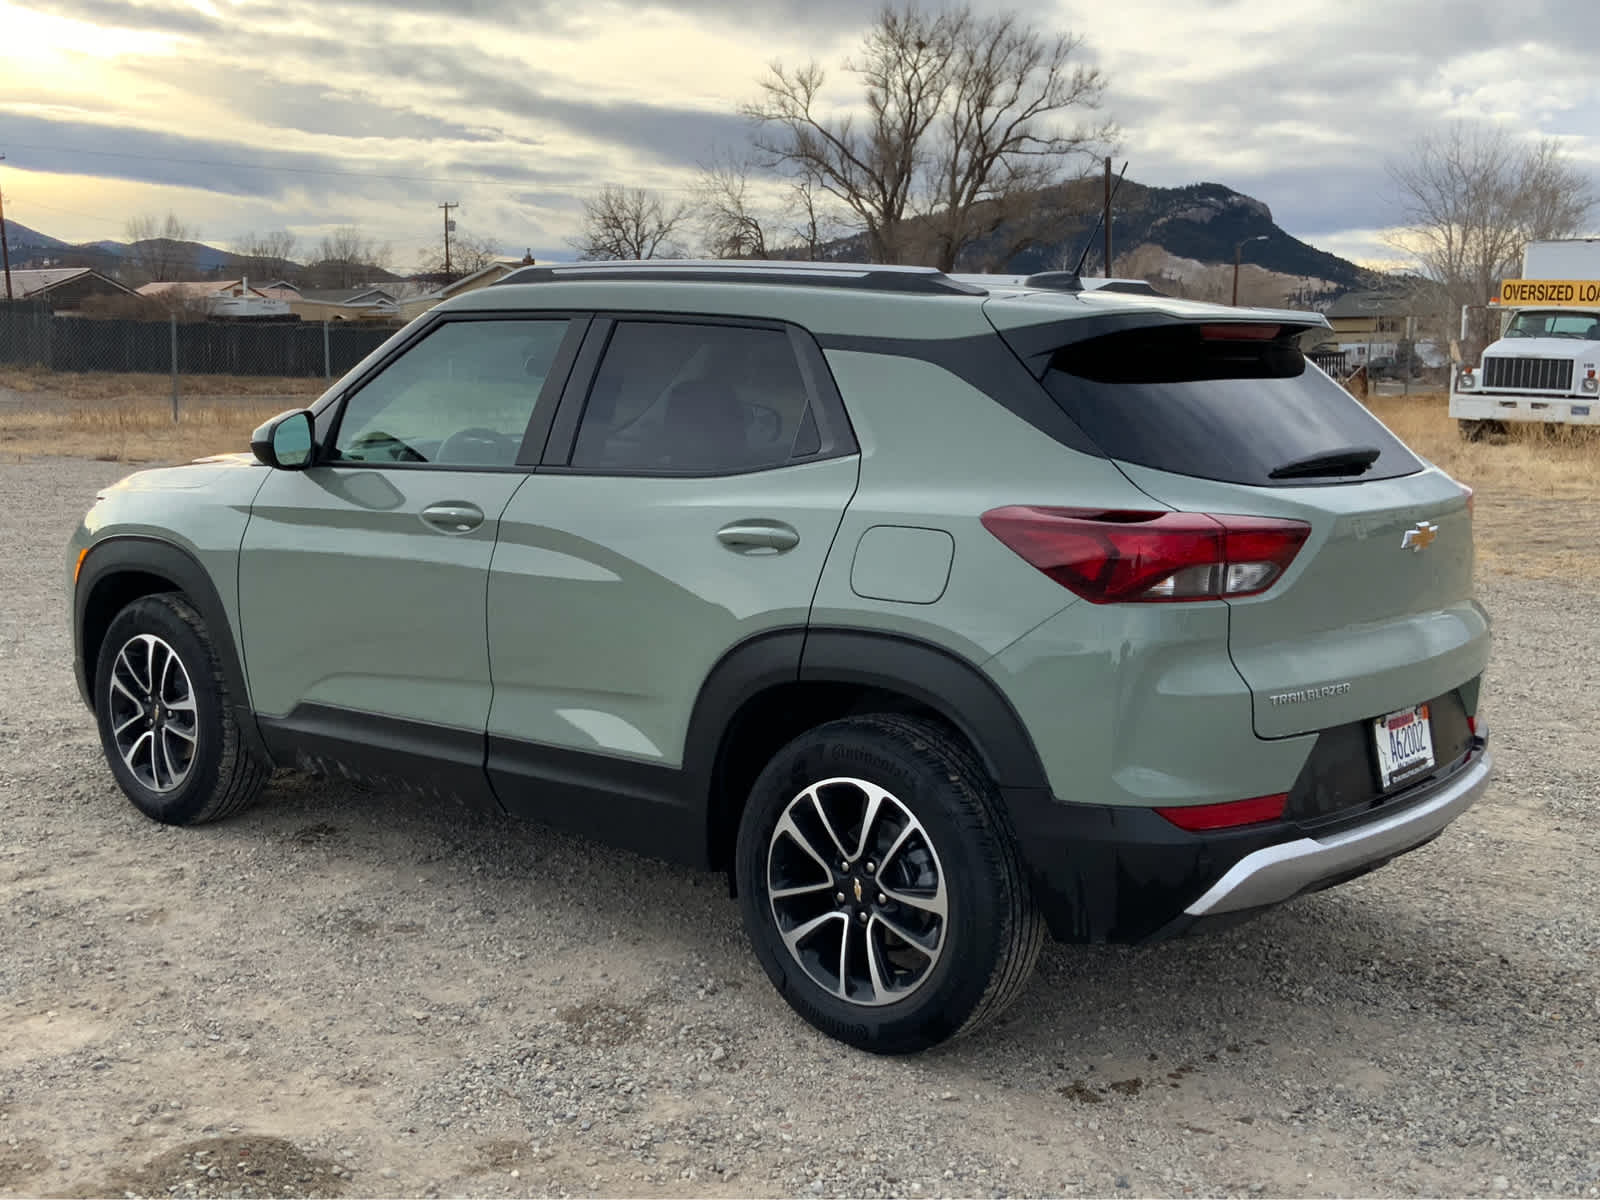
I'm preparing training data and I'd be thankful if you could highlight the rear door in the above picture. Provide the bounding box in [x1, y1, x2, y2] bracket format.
[483, 317, 858, 846]
[1033, 321, 1489, 741]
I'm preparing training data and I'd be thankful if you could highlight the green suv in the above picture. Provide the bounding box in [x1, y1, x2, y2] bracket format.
[67, 262, 1492, 1053]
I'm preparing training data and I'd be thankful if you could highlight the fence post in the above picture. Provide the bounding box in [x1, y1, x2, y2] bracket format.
[170, 314, 179, 422]
[323, 320, 331, 380]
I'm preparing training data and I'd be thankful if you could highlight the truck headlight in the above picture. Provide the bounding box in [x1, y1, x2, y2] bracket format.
[1457, 370, 1476, 390]
[1582, 374, 1598, 394]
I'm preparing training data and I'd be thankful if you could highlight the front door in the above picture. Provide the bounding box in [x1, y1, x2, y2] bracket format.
[238, 315, 580, 796]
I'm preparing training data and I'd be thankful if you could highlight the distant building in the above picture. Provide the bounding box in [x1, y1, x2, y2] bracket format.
[396, 261, 525, 322]
[4, 267, 134, 309]
[290, 286, 401, 322]
[136, 279, 292, 318]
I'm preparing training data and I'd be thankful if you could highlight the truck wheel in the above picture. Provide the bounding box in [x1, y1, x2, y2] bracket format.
[735, 714, 1043, 1054]
[94, 593, 268, 825]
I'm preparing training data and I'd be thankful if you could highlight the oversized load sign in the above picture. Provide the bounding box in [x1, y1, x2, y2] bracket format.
[1499, 279, 1600, 305]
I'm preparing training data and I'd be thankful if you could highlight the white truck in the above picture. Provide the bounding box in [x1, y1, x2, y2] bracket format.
[1451, 238, 1600, 438]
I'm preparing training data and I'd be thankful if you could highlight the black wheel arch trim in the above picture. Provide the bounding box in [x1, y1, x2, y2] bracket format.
[74, 535, 273, 768]
[683, 626, 1052, 869]
[796, 628, 1050, 790]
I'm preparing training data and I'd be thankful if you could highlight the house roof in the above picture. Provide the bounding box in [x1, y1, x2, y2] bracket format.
[137, 279, 269, 299]
[7, 267, 133, 298]
[297, 287, 397, 305]
[1324, 290, 1416, 319]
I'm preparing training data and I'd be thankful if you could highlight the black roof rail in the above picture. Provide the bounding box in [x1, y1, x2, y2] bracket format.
[493, 259, 987, 296]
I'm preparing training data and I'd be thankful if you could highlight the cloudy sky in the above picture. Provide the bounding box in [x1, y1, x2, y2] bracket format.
[3, 0, 1598, 271]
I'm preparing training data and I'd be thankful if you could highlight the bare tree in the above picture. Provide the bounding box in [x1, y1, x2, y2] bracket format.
[925, 14, 1112, 271]
[1387, 122, 1595, 359]
[745, 4, 1112, 268]
[572, 186, 690, 260]
[784, 171, 850, 261]
[417, 231, 498, 280]
[311, 226, 393, 288]
[231, 230, 300, 282]
[123, 211, 200, 282]
[693, 156, 772, 259]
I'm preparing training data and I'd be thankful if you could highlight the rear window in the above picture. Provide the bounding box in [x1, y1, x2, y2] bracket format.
[1040, 325, 1423, 487]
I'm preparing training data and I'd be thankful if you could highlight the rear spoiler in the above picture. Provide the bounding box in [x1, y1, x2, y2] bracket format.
[992, 309, 1332, 379]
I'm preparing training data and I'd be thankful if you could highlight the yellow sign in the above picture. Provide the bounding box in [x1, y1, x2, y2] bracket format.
[1499, 278, 1600, 306]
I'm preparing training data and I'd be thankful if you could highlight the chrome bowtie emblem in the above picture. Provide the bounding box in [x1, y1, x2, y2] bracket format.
[852, 878, 863, 904]
[1401, 521, 1438, 552]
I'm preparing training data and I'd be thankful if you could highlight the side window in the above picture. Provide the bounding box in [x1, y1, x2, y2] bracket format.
[333, 319, 569, 467]
[570, 322, 817, 474]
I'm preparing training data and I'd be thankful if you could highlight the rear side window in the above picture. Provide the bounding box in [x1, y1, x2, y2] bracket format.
[1041, 326, 1423, 486]
[570, 321, 821, 474]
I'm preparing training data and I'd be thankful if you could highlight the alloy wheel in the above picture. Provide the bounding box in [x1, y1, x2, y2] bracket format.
[107, 633, 198, 794]
[765, 777, 948, 1007]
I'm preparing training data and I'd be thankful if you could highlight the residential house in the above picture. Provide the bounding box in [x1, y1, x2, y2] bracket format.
[290, 286, 401, 322]
[396, 259, 528, 322]
[3, 267, 133, 309]
[136, 279, 291, 318]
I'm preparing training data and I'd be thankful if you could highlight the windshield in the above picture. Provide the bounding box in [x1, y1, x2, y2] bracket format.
[1504, 310, 1600, 340]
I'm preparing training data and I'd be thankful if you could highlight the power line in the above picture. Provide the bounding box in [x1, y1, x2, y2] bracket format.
[0, 141, 542, 188]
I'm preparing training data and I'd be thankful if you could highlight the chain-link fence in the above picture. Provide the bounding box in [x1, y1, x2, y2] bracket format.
[0, 301, 402, 412]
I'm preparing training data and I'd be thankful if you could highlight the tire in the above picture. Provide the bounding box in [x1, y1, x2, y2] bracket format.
[93, 593, 268, 825]
[734, 714, 1043, 1054]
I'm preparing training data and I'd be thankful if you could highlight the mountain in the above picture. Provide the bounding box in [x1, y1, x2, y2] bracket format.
[2, 220, 72, 256]
[819, 177, 1377, 306]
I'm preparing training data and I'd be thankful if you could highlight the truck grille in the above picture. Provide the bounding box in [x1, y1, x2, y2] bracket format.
[1482, 356, 1574, 391]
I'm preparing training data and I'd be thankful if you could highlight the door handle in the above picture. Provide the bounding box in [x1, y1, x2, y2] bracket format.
[716, 520, 800, 554]
[420, 501, 485, 533]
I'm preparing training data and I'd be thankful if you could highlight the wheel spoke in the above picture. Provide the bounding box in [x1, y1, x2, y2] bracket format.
[155, 640, 176, 702]
[863, 919, 890, 1002]
[109, 671, 145, 708]
[807, 788, 853, 861]
[772, 811, 834, 879]
[121, 729, 153, 776]
[112, 711, 145, 737]
[163, 721, 197, 745]
[769, 880, 833, 901]
[852, 785, 885, 862]
[877, 820, 917, 877]
[873, 909, 940, 958]
[836, 914, 854, 999]
[882, 882, 947, 919]
[780, 910, 846, 958]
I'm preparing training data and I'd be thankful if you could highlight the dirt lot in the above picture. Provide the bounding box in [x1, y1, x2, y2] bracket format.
[2, 439, 1598, 1197]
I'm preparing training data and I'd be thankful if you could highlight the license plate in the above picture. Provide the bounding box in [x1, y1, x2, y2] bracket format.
[1373, 703, 1435, 789]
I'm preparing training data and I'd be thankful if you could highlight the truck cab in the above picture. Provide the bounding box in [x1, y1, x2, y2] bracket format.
[1451, 305, 1600, 436]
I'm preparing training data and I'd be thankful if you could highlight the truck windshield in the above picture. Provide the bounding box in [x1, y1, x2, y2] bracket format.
[1504, 311, 1600, 339]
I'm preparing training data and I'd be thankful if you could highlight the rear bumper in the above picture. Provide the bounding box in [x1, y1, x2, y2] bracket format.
[1006, 741, 1492, 944]
[1183, 749, 1491, 916]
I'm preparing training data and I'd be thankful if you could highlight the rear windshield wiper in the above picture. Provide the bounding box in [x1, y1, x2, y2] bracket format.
[1267, 446, 1381, 480]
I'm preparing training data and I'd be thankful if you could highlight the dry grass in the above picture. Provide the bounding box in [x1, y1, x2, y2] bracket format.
[1365, 391, 1600, 583]
[0, 368, 321, 463]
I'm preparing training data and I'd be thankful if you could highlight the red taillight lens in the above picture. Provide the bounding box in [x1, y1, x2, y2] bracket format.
[1155, 793, 1288, 831]
[980, 507, 1310, 604]
[1199, 323, 1281, 341]
[1460, 483, 1475, 518]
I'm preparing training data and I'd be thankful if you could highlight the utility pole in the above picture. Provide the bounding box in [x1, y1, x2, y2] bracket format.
[0, 154, 13, 302]
[1232, 234, 1267, 306]
[1102, 157, 1113, 278]
[438, 202, 458, 282]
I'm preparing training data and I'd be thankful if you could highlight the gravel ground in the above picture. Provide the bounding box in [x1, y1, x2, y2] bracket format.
[1, 457, 1596, 1199]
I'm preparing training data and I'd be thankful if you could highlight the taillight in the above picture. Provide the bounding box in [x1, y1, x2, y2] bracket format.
[980, 507, 1310, 604]
[1156, 793, 1288, 831]
[1460, 483, 1475, 518]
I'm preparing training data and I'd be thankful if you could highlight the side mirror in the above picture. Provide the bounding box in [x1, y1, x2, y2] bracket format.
[251, 409, 317, 470]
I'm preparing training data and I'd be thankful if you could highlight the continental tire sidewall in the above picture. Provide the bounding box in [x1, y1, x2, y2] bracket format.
[736, 720, 1010, 1053]
[94, 596, 230, 825]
